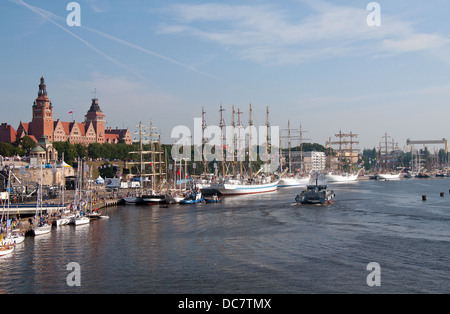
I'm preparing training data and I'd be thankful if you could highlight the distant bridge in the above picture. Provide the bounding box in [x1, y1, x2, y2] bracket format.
[406, 138, 448, 154]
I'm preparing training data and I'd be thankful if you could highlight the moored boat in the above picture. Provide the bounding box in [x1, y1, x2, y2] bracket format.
[139, 194, 167, 205]
[204, 194, 221, 203]
[180, 190, 204, 204]
[54, 213, 75, 227]
[324, 169, 362, 183]
[33, 224, 52, 236]
[165, 194, 185, 204]
[201, 178, 279, 196]
[278, 176, 310, 188]
[123, 196, 143, 204]
[74, 216, 90, 226]
[376, 173, 401, 180]
[0, 245, 14, 257]
[2, 230, 25, 246]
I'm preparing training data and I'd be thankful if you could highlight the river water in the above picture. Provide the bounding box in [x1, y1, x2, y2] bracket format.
[0, 178, 449, 294]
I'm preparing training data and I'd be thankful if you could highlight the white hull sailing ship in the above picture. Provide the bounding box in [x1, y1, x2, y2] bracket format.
[199, 105, 280, 197]
[278, 176, 310, 187]
[375, 133, 403, 181]
[201, 178, 279, 196]
[325, 131, 361, 183]
[324, 169, 362, 183]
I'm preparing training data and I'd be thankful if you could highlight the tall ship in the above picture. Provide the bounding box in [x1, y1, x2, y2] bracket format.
[201, 177, 279, 196]
[324, 131, 361, 183]
[199, 105, 280, 196]
[278, 176, 310, 187]
[374, 133, 403, 180]
[124, 121, 166, 205]
[278, 122, 310, 187]
[324, 168, 363, 183]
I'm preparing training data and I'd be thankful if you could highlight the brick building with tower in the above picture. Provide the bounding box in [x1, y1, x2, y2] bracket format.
[0, 77, 132, 147]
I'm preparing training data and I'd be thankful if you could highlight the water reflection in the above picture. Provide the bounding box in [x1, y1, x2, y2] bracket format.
[0, 179, 450, 293]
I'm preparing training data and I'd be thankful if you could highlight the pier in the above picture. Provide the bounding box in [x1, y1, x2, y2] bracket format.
[2, 189, 123, 219]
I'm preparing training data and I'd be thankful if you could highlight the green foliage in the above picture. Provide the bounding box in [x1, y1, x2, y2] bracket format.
[362, 148, 377, 170]
[53, 141, 77, 165]
[98, 162, 117, 178]
[53, 141, 135, 164]
[0, 142, 15, 156]
[290, 143, 327, 153]
[14, 136, 36, 155]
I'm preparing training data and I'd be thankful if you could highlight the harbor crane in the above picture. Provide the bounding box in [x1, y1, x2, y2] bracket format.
[406, 138, 448, 154]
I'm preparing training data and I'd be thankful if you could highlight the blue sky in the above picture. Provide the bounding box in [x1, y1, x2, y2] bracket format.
[2, 0, 450, 151]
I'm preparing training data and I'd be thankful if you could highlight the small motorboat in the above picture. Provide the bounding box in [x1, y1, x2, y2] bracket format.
[54, 214, 75, 227]
[179, 190, 204, 204]
[204, 194, 222, 203]
[86, 210, 102, 220]
[74, 215, 90, 226]
[0, 245, 14, 257]
[33, 224, 52, 236]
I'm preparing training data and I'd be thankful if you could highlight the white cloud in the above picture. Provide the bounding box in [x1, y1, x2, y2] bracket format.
[383, 33, 449, 53]
[84, 0, 111, 13]
[157, 1, 450, 65]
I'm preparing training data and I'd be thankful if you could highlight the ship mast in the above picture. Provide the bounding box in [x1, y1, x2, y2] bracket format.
[219, 104, 226, 177]
[248, 103, 253, 178]
[237, 107, 243, 178]
[298, 124, 310, 174]
[232, 106, 236, 177]
[266, 106, 270, 159]
[202, 107, 207, 179]
[330, 131, 360, 173]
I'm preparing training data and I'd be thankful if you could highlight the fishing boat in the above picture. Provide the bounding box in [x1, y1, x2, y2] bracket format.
[295, 175, 335, 205]
[179, 190, 204, 204]
[201, 177, 279, 196]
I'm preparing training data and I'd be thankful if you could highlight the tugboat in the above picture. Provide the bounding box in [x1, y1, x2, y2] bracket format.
[295, 173, 335, 205]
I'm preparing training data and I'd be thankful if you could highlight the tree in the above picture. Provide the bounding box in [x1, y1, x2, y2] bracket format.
[87, 143, 103, 160]
[0, 142, 15, 157]
[99, 162, 117, 178]
[53, 140, 77, 165]
[74, 143, 87, 159]
[362, 148, 377, 170]
[14, 136, 36, 155]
